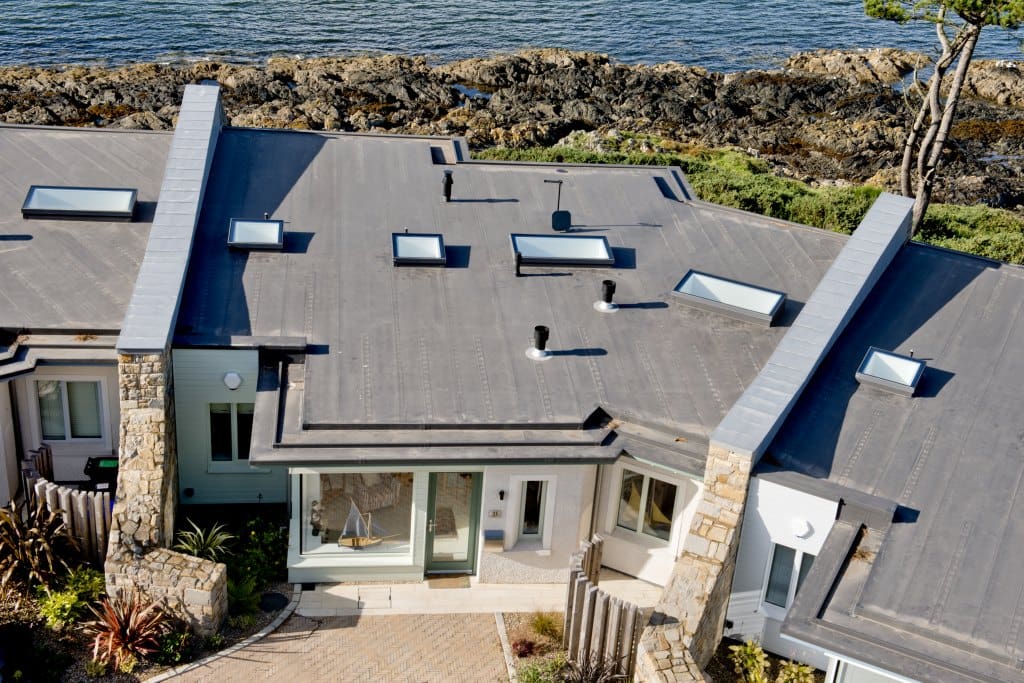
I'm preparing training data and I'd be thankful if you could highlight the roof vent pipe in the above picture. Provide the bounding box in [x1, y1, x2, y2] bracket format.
[527, 325, 552, 361]
[594, 279, 618, 312]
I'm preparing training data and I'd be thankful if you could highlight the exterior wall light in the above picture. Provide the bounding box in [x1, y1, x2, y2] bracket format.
[223, 371, 243, 390]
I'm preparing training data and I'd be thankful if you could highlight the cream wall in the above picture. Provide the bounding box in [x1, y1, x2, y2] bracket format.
[0, 383, 18, 505]
[594, 458, 702, 586]
[727, 477, 838, 669]
[172, 349, 287, 504]
[14, 364, 119, 482]
[478, 464, 596, 583]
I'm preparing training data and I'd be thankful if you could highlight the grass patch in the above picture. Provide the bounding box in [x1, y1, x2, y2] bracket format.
[475, 142, 1024, 264]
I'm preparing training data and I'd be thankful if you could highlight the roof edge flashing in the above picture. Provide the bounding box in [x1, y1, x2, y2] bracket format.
[116, 84, 224, 354]
[710, 193, 915, 460]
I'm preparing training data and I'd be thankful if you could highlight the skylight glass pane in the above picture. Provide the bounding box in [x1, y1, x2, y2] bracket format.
[856, 347, 925, 395]
[511, 233, 614, 266]
[22, 186, 137, 219]
[392, 233, 446, 265]
[672, 270, 785, 324]
[228, 219, 284, 250]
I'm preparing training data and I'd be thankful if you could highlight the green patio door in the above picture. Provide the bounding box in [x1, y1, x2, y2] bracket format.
[425, 472, 482, 574]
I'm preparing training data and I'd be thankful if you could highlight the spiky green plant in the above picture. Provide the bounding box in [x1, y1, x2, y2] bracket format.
[227, 574, 261, 616]
[85, 592, 168, 671]
[0, 500, 76, 590]
[562, 655, 628, 683]
[173, 519, 235, 562]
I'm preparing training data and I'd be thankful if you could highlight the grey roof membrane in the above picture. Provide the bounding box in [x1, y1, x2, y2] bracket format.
[117, 84, 222, 353]
[711, 193, 912, 458]
[0, 125, 172, 331]
[770, 245, 1024, 681]
[176, 128, 849, 450]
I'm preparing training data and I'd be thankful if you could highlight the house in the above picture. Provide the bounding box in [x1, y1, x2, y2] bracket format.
[1, 83, 1021, 682]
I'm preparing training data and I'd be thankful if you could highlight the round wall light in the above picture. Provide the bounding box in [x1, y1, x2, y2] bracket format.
[223, 371, 243, 390]
[790, 518, 814, 540]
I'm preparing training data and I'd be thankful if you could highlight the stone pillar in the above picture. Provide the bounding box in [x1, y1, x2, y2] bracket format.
[106, 350, 227, 636]
[635, 446, 752, 682]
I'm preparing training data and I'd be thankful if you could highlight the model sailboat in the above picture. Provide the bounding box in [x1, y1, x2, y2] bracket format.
[338, 501, 395, 549]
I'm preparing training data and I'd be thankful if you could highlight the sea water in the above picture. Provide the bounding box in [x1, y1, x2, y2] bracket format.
[1, 0, 1021, 70]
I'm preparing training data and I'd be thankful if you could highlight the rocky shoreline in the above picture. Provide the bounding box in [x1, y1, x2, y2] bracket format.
[2, 48, 1022, 209]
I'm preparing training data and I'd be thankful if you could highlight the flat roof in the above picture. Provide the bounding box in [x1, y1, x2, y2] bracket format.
[770, 244, 1024, 681]
[0, 126, 172, 332]
[176, 128, 848, 452]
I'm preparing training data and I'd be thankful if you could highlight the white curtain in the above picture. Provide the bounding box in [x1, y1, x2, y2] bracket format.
[36, 380, 66, 440]
[67, 381, 101, 438]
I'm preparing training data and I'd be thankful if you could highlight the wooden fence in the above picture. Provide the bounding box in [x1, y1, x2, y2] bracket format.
[563, 536, 643, 678]
[23, 446, 112, 567]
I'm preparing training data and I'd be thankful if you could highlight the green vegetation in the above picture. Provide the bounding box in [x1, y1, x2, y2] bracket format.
[476, 142, 1024, 264]
[530, 611, 563, 641]
[0, 500, 77, 591]
[173, 519, 236, 563]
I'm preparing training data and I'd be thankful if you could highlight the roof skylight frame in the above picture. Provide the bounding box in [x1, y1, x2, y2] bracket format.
[392, 232, 447, 266]
[510, 233, 615, 267]
[671, 269, 786, 326]
[855, 347, 925, 396]
[22, 185, 138, 221]
[227, 218, 285, 250]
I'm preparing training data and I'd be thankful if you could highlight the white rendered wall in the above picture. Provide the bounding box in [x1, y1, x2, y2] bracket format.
[594, 458, 701, 586]
[478, 464, 596, 583]
[14, 364, 119, 482]
[727, 477, 838, 669]
[173, 349, 287, 504]
[0, 384, 18, 505]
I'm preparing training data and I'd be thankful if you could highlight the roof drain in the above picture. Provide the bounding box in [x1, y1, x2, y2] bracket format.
[527, 325, 552, 361]
[594, 279, 618, 312]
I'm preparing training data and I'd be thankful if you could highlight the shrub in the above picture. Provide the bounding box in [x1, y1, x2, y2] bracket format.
[776, 659, 816, 683]
[84, 658, 107, 678]
[174, 520, 235, 563]
[65, 566, 106, 603]
[518, 653, 566, 683]
[511, 638, 535, 657]
[227, 574, 261, 616]
[233, 517, 288, 587]
[154, 629, 200, 666]
[529, 611, 562, 641]
[729, 640, 770, 683]
[227, 613, 258, 630]
[562, 655, 628, 683]
[85, 592, 169, 672]
[0, 500, 77, 590]
[203, 632, 226, 650]
[37, 587, 86, 630]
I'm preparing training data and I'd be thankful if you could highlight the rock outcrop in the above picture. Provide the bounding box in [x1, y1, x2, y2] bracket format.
[1, 48, 1022, 209]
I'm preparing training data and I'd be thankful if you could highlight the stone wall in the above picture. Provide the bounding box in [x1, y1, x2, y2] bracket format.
[635, 445, 752, 682]
[106, 351, 227, 636]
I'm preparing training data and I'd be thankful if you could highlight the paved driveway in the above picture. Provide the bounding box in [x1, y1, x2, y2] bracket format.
[174, 613, 507, 682]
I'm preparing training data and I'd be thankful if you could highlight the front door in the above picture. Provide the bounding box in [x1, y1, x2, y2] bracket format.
[425, 472, 482, 574]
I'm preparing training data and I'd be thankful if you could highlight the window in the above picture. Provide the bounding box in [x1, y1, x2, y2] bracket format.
[36, 380, 103, 441]
[617, 469, 677, 542]
[763, 543, 815, 609]
[209, 402, 254, 462]
[520, 480, 547, 536]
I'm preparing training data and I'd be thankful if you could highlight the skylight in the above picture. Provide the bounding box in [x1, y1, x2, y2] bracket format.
[672, 270, 785, 325]
[855, 347, 925, 396]
[228, 219, 284, 250]
[510, 233, 615, 267]
[392, 232, 446, 266]
[22, 186, 137, 220]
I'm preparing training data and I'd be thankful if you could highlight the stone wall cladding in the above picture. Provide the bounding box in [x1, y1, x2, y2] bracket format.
[635, 445, 752, 682]
[106, 351, 227, 636]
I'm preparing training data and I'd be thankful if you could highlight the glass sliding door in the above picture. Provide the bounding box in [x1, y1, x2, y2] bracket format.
[425, 472, 482, 574]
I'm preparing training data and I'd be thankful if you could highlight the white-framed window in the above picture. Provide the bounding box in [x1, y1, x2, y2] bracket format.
[519, 480, 547, 537]
[616, 469, 677, 542]
[35, 379, 105, 442]
[208, 402, 254, 463]
[762, 543, 815, 614]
